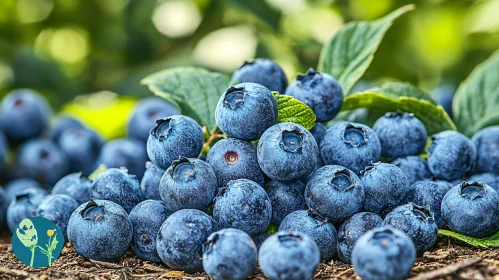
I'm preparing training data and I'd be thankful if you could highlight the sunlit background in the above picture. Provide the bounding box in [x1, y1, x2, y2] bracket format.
[1, 0, 498, 131]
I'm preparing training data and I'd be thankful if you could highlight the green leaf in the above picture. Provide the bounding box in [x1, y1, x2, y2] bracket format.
[266, 224, 278, 235]
[38, 246, 48, 254]
[318, 5, 414, 94]
[369, 82, 437, 105]
[438, 229, 499, 248]
[142, 67, 230, 134]
[453, 50, 499, 137]
[341, 91, 456, 135]
[273, 92, 316, 130]
[16, 219, 38, 248]
[50, 236, 59, 251]
[89, 164, 107, 181]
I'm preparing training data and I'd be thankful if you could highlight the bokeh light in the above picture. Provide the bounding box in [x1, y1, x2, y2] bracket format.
[16, 0, 53, 23]
[152, 0, 202, 38]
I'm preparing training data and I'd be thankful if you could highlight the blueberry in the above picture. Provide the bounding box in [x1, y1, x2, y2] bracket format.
[469, 173, 499, 193]
[405, 180, 453, 228]
[428, 130, 476, 181]
[129, 200, 171, 262]
[441, 181, 499, 237]
[216, 83, 278, 141]
[207, 138, 264, 187]
[140, 162, 165, 200]
[321, 122, 381, 174]
[383, 203, 438, 255]
[285, 69, 343, 122]
[352, 226, 416, 280]
[259, 231, 320, 280]
[391, 156, 432, 185]
[91, 168, 143, 213]
[58, 126, 104, 175]
[0, 131, 8, 172]
[156, 209, 217, 272]
[251, 232, 269, 251]
[309, 122, 327, 147]
[258, 122, 318, 181]
[37, 194, 79, 241]
[147, 115, 204, 170]
[4, 179, 44, 202]
[50, 116, 84, 143]
[231, 59, 288, 94]
[203, 228, 257, 280]
[337, 212, 383, 264]
[305, 165, 365, 223]
[432, 85, 455, 119]
[472, 126, 499, 174]
[0, 89, 50, 142]
[67, 199, 133, 261]
[0, 188, 8, 229]
[361, 163, 410, 217]
[51, 173, 92, 205]
[279, 210, 337, 260]
[373, 112, 427, 159]
[127, 97, 180, 143]
[266, 180, 306, 225]
[6, 188, 47, 233]
[97, 138, 148, 179]
[302, 159, 323, 184]
[213, 179, 271, 236]
[17, 139, 69, 186]
[159, 157, 218, 212]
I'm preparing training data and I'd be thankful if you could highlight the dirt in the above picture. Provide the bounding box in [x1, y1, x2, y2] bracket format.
[1, 232, 498, 280]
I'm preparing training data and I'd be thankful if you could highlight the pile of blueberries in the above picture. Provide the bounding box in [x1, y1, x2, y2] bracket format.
[1, 58, 499, 280]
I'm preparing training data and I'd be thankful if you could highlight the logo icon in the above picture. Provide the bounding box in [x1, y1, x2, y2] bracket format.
[11, 216, 64, 268]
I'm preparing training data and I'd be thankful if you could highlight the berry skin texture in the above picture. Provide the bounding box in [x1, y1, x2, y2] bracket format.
[129, 200, 171, 262]
[67, 200, 133, 262]
[266, 180, 306, 225]
[159, 157, 218, 212]
[215, 83, 278, 141]
[4, 179, 44, 202]
[156, 209, 217, 272]
[259, 231, 320, 280]
[305, 165, 365, 223]
[50, 116, 84, 143]
[91, 168, 144, 213]
[0, 188, 8, 229]
[97, 138, 148, 179]
[206, 138, 264, 187]
[337, 212, 383, 264]
[36, 194, 79, 241]
[58, 126, 104, 175]
[147, 115, 204, 170]
[432, 85, 455, 119]
[383, 203, 438, 255]
[213, 179, 272, 236]
[321, 122, 381, 174]
[127, 97, 180, 143]
[441, 181, 499, 238]
[352, 226, 416, 280]
[405, 180, 453, 228]
[309, 122, 327, 147]
[373, 112, 427, 159]
[279, 210, 338, 261]
[391, 156, 432, 185]
[0, 89, 50, 142]
[203, 228, 257, 280]
[7, 188, 47, 233]
[17, 139, 69, 186]
[427, 130, 476, 181]
[472, 126, 499, 174]
[469, 173, 499, 193]
[0, 132, 8, 172]
[251, 233, 269, 251]
[285, 69, 343, 122]
[231, 59, 288, 94]
[257, 122, 318, 182]
[361, 163, 410, 217]
[52, 173, 92, 205]
[140, 162, 165, 200]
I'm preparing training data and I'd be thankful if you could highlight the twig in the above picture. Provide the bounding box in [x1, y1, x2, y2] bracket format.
[89, 259, 123, 269]
[0, 268, 29, 276]
[408, 257, 482, 280]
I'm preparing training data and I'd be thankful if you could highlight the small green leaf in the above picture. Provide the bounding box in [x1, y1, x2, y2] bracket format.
[266, 224, 278, 235]
[50, 236, 59, 251]
[89, 164, 107, 181]
[369, 82, 437, 105]
[318, 5, 414, 94]
[273, 92, 316, 130]
[38, 246, 48, 255]
[438, 229, 499, 248]
[453, 50, 499, 137]
[16, 219, 38, 248]
[142, 67, 229, 134]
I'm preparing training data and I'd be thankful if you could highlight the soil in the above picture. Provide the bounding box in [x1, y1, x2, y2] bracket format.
[1, 232, 498, 280]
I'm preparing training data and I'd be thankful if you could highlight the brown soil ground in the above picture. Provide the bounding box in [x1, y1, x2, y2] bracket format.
[1, 232, 498, 280]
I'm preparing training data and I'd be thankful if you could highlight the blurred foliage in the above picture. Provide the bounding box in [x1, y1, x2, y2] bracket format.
[1, 0, 499, 111]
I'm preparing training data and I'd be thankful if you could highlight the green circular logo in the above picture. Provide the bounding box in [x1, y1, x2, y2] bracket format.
[11, 216, 64, 268]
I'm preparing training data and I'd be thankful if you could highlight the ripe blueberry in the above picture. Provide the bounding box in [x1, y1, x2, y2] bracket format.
[231, 59, 288, 94]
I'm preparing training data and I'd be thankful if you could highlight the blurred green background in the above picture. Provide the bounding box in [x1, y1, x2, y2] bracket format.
[1, 0, 498, 110]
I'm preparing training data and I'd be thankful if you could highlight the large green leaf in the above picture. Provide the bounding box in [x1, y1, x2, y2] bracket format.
[370, 82, 437, 105]
[142, 67, 229, 134]
[439, 229, 499, 248]
[318, 5, 414, 94]
[453, 50, 499, 137]
[273, 92, 316, 130]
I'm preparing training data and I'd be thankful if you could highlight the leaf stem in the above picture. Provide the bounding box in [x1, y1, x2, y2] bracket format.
[201, 130, 225, 155]
[30, 247, 35, 267]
